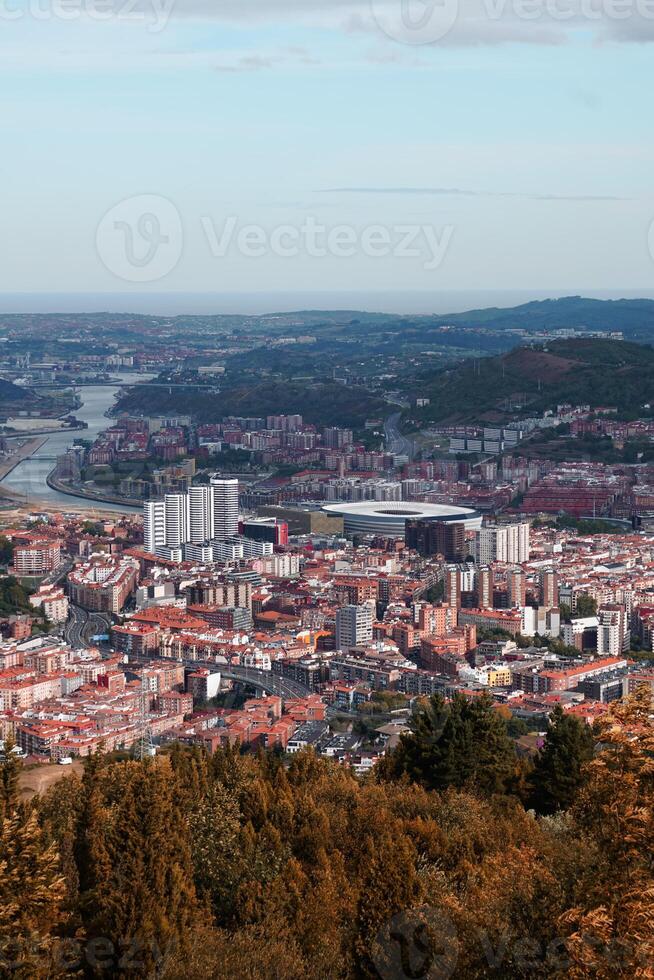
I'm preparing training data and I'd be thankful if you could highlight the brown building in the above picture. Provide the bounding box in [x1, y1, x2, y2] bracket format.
[507, 567, 527, 608]
[539, 568, 559, 608]
[256, 505, 344, 536]
[111, 623, 160, 656]
[405, 520, 466, 560]
[476, 566, 494, 610]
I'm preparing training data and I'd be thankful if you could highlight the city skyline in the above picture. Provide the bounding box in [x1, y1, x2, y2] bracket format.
[2, 4, 653, 971]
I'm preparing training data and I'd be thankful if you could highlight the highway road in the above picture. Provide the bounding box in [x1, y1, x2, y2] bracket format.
[384, 412, 415, 461]
[125, 651, 311, 699]
[41, 558, 74, 589]
[225, 665, 310, 699]
[65, 604, 113, 649]
[61, 611, 313, 696]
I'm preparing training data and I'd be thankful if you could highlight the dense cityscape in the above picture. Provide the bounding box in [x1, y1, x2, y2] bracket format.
[0, 307, 653, 975]
[3, 0, 654, 971]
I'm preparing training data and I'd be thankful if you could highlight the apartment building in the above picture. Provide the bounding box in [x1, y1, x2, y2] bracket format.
[13, 540, 62, 576]
[67, 557, 139, 613]
[335, 604, 374, 652]
[475, 522, 530, 564]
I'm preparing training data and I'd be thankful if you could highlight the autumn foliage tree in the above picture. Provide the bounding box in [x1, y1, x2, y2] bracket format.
[1, 689, 652, 979]
[0, 741, 68, 978]
[560, 687, 654, 978]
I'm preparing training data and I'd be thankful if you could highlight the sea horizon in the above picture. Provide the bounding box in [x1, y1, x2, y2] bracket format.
[2, 288, 654, 318]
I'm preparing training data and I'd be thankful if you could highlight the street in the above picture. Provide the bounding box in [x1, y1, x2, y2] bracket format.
[64, 604, 112, 649]
[384, 412, 415, 460]
[126, 651, 312, 699]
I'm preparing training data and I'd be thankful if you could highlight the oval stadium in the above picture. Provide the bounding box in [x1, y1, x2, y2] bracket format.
[322, 502, 482, 538]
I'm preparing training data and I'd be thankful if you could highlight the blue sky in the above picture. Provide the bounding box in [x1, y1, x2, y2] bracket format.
[2, 0, 654, 303]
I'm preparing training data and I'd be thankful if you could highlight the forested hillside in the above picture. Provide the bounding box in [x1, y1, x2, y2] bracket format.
[114, 380, 388, 428]
[2, 691, 652, 978]
[410, 338, 654, 425]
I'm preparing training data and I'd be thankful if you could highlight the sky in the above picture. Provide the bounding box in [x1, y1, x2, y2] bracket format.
[2, 0, 654, 308]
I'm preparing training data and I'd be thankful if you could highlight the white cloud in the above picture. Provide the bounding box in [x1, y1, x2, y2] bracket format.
[162, 0, 654, 46]
[0, 0, 652, 77]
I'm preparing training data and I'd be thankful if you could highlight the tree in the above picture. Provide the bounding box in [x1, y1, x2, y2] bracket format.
[0, 578, 35, 618]
[0, 733, 22, 819]
[189, 782, 242, 923]
[527, 706, 595, 815]
[560, 689, 654, 976]
[94, 761, 199, 975]
[506, 715, 529, 738]
[0, 808, 68, 978]
[36, 771, 83, 914]
[423, 579, 445, 603]
[0, 536, 13, 566]
[81, 521, 104, 537]
[575, 594, 597, 617]
[387, 693, 517, 797]
[74, 751, 112, 929]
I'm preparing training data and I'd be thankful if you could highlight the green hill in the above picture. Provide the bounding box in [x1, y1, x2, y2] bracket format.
[114, 379, 388, 429]
[410, 338, 654, 425]
[429, 295, 654, 339]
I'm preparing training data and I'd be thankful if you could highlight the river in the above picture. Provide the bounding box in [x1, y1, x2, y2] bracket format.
[1, 374, 152, 513]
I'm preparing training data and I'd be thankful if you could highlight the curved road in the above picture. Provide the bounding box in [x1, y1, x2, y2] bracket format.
[65, 604, 113, 649]
[125, 651, 311, 699]
[385, 412, 415, 460]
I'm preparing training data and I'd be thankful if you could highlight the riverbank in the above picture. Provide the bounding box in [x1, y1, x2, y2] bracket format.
[0, 437, 48, 499]
[0, 374, 152, 512]
[3, 424, 87, 440]
[46, 469, 141, 511]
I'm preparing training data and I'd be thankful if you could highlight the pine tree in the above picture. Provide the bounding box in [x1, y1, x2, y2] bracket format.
[561, 689, 654, 976]
[189, 782, 242, 923]
[36, 769, 84, 917]
[298, 849, 356, 978]
[169, 742, 209, 807]
[95, 760, 199, 976]
[465, 694, 518, 796]
[355, 830, 423, 976]
[0, 808, 68, 979]
[380, 694, 449, 787]
[74, 750, 112, 930]
[391, 692, 517, 797]
[527, 705, 595, 815]
[0, 732, 22, 819]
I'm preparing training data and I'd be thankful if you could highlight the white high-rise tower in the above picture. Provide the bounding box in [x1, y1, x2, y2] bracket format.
[143, 501, 166, 554]
[164, 494, 189, 548]
[188, 485, 213, 543]
[211, 478, 240, 541]
[335, 604, 374, 651]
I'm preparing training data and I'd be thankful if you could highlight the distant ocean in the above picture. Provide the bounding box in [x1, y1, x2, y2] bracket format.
[1, 289, 654, 317]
